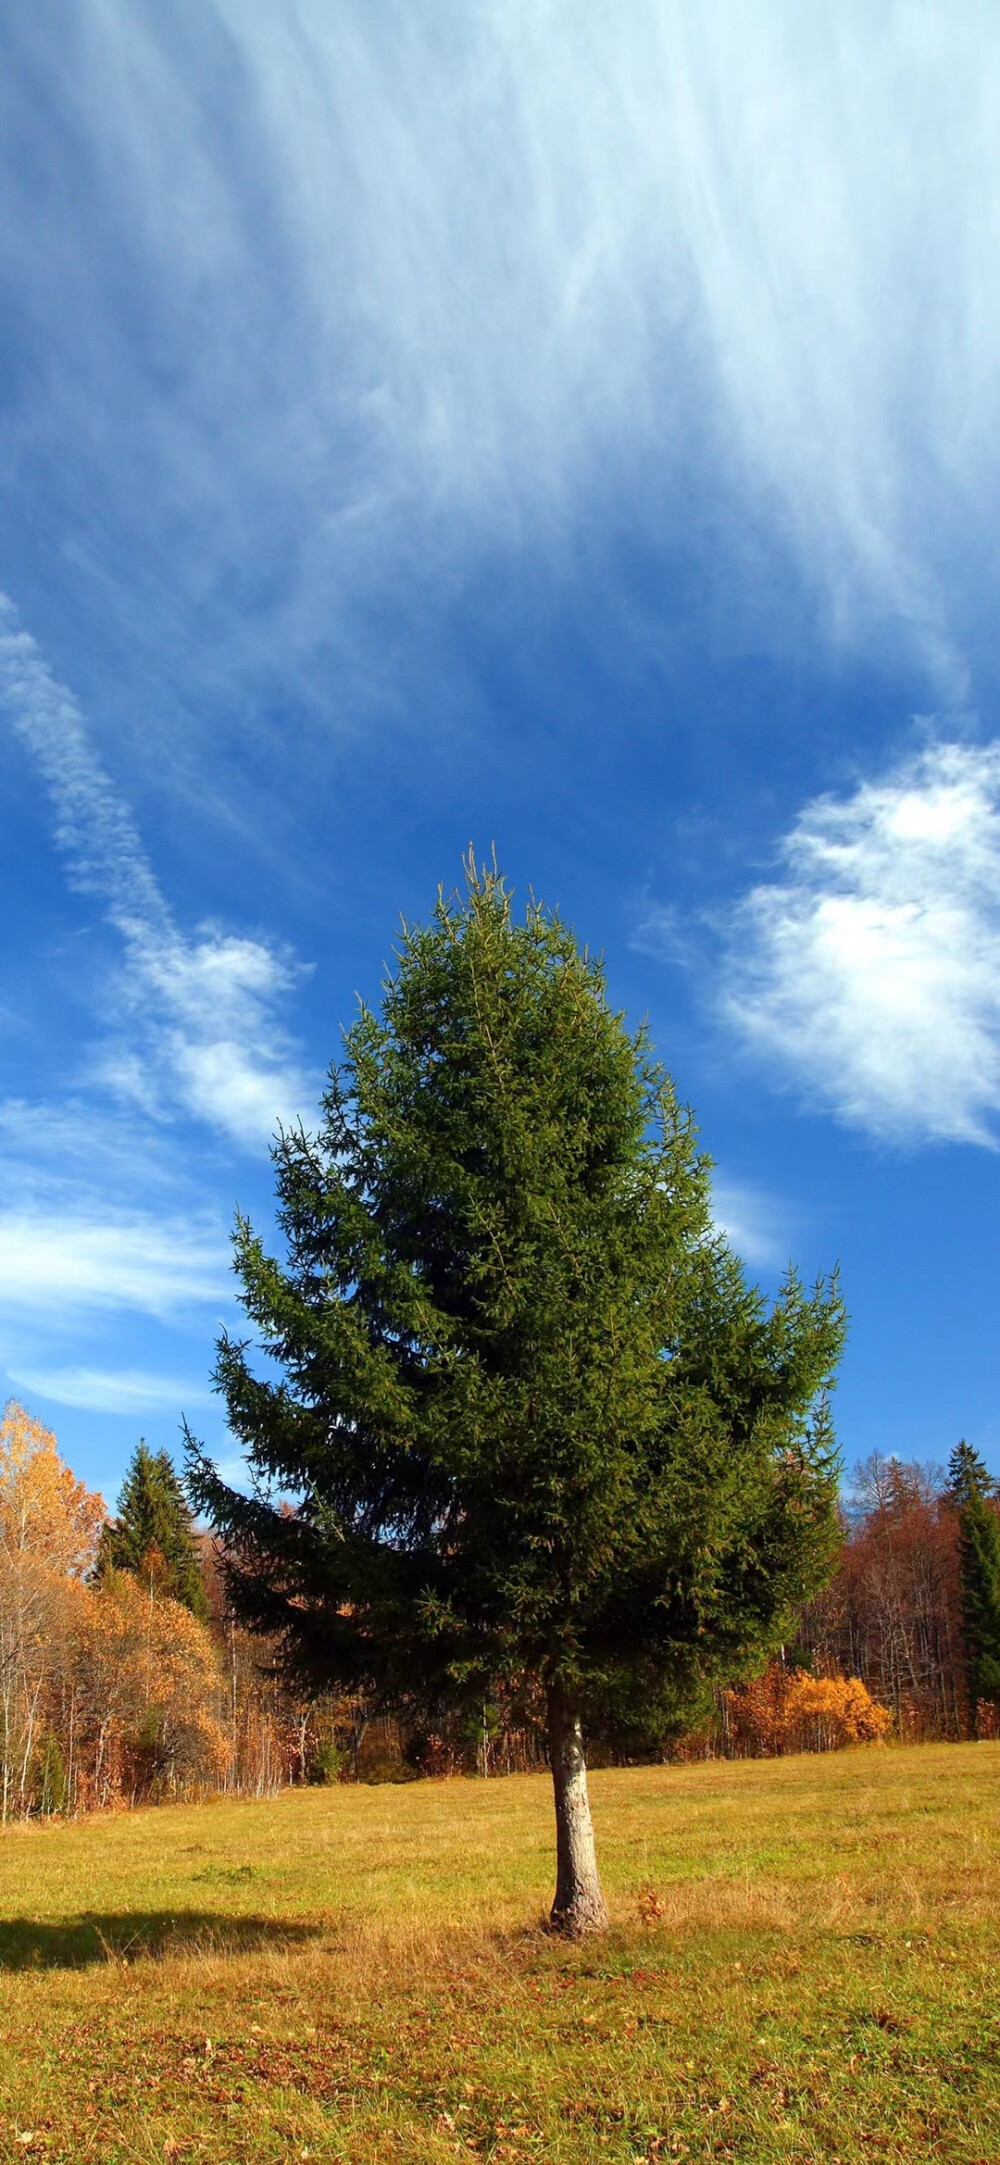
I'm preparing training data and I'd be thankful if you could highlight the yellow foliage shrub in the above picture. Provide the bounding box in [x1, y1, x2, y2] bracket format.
[707, 1661, 894, 1759]
[782, 1669, 893, 1749]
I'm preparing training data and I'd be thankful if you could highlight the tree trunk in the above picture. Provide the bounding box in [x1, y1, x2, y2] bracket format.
[350, 1711, 369, 1783]
[546, 1683, 608, 1936]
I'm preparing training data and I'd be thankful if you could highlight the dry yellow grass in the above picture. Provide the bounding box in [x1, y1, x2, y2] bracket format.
[0, 1742, 998, 2161]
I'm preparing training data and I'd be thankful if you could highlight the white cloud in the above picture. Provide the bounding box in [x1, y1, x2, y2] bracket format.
[0, 1097, 235, 1363]
[209, 1453, 254, 1495]
[6, 1366, 213, 1416]
[711, 1178, 791, 1270]
[724, 740, 1000, 1145]
[0, 595, 312, 1148]
[0, 1099, 177, 1190]
[0, 1211, 228, 1319]
[15, 3, 1000, 693]
[104, 925, 309, 1146]
[629, 901, 692, 970]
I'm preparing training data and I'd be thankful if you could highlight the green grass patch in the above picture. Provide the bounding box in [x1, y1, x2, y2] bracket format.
[0, 1743, 998, 2160]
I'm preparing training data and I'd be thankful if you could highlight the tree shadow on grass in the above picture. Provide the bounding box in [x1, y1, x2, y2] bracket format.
[0, 1911, 321, 1970]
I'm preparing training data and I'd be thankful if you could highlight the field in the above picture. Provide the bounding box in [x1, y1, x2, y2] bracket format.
[0, 1746, 998, 2163]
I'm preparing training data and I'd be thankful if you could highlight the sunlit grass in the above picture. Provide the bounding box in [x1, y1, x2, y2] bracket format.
[1, 1743, 998, 2160]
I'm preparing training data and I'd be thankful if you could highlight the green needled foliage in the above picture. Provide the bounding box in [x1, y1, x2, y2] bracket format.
[99, 1440, 209, 1621]
[187, 858, 845, 1744]
[948, 1440, 1000, 1711]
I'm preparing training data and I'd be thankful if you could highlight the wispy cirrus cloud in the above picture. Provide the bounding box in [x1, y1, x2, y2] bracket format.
[723, 739, 1000, 1146]
[5, 1365, 213, 1417]
[710, 1177, 792, 1271]
[0, 1101, 231, 1357]
[0, 1209, 227, 1319]
[0, 1095, 235, 1415]
[5, 1, 1000, 727]
[177, 0, 1000, 693]
[0, 594, 312, 1149]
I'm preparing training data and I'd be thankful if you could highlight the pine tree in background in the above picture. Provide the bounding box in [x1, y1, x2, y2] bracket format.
[99, 1440, 209, 1620]
[947, 1439, 994, 1512]
[947, 1440, 1000, 1715]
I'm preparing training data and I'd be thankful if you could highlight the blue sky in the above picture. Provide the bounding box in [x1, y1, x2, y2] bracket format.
[2, 1, 1000, 1505]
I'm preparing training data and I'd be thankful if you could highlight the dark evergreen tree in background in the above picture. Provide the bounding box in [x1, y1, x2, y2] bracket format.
[99, 1439, 209, 1620]
[948, 1439, 1000, 1713]
[188, 858, 845, 1934]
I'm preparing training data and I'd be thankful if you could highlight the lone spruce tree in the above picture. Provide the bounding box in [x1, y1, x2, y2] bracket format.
[187, 859, 845, 1934]
[100, 1440, 209, 1620]
[948, 1440, 1000, 1715]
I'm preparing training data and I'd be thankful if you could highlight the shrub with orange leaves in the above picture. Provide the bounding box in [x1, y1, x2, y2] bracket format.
[782, 1669, 893, 1749]
[679, 1660, 894, 1761]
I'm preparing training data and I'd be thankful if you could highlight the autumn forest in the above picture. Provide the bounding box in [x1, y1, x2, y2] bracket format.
[2, 1394, 997, 1826]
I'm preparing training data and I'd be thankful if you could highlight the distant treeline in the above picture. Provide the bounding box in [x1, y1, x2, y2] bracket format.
[803, 1445, 1000, 1743]
[1, 1402, 998, 1820]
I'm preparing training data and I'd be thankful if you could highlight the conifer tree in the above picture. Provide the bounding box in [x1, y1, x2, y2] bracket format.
[948, 1440, 1000, 1714]
[100, 1441, 209, 1620]
[188, 859, 845, 1934]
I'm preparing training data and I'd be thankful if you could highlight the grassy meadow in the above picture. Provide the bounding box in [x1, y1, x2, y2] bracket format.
[0, 1744, 998, 2163]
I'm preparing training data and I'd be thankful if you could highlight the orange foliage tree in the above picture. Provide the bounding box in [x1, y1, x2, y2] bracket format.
[0, 1402, 234, 1816]
[0, 1400, 105, 1819]
[0, 1400, 978, 1813]
[802, 1455, 966, 1737]
[72, 1569, 230, 1808]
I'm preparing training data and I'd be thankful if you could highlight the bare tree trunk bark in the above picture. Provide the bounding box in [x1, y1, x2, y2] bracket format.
[350, 1710, 369, 1783]
[546, 1683, 608, 1937]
